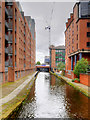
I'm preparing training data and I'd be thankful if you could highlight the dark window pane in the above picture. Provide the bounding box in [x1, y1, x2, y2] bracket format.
[87, 22, 90, 27]
[87, 42, 90, 47]
[87, 32, 90, 37]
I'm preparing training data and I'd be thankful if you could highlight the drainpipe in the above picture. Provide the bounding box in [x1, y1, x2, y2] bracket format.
[75, 55, 77, 66]
[71, 56, 73, 71]
[79, 53, 82, 60]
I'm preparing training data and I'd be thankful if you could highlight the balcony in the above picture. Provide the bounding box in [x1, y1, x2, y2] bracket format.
[24, 40, 25, 44]
[8, 9, 13, 18]
[24, 31, 25, 36]
[15, 50, 16, 55]
[8, 59, 13, 67]
[8, 46, 13, 55]
[5, 34, 8, 41]
[15, 27, 16, 32]
[15, 16, 17, 21]
[8, 22, 13, 31]
[15, 38, 16, 44]
[5, 21, 9, 28]
[5, 1, 13, 6]
[8, 35, 12, 43]
[5, 67, 8, 72]
[5, 47, 8, 54]
[5, 8, 9, 15]
[5, 61, 9, 67]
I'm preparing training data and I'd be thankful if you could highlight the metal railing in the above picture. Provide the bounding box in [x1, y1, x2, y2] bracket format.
[5, 21, 9, 28]
[5, 47, 8, 53]
[5, 34, 8, 41]
[8, 46, 13, 54]
[8, 22, 13, 30]
[5, 7, 9, 15]
[8, 34, 12, 43]
[5, 61, 9, 67]
[5, 1, 13, 6]
[8, 59, 13, 67]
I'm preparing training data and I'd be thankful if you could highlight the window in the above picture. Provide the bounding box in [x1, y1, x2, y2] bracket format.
[87, 32, 90, 37]
[72, 38, 74, 44]
[69, 49, 70, 53]
[0, 38, 1, 48]
[72, 31, 74, 36]
[0, 22, 1, 32]
[77, 25, 78, 31]
[77, 34, 78, 40]
[0, 54, 1, 64]
[69, 41, 70, 46]
[0, 6, 1, 16]
[87, 42, 90, 47]
[72, 46, 74, 51]
[87, 22, 90, 27]
[77, 43, 78, 49]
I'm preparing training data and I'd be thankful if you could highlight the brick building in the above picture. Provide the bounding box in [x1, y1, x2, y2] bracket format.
[0, 0, 36, 83]
[49, 45, 65, 71]
[65, 1, 90, 84]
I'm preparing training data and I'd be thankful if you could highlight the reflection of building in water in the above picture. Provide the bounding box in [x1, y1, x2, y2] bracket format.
[50, 74, 56, 86]
[65, 85, 89, 119]
[27, 81, 35, 101]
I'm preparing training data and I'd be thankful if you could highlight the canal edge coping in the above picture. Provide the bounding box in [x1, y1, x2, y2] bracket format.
[0, 71, 39, 120]
[50, 71, 89, 98]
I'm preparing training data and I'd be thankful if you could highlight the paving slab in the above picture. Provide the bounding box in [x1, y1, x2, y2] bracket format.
[0, 72, 37, 106]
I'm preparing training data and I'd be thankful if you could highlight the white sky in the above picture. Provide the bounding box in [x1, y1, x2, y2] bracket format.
[17, 0, 78, 63]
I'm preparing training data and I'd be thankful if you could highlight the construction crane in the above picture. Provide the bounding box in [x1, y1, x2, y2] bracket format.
[45, 2, 55, 48]
[45, 26, 51, 47]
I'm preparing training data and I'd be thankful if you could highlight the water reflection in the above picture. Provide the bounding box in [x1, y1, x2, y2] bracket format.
[17, 72, 89, 119]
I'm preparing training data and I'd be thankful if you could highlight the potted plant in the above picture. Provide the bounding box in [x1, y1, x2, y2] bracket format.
[72, 78, 80, 83]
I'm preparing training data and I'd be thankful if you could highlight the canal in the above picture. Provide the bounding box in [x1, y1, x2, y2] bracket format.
[17, 72, 89, 119]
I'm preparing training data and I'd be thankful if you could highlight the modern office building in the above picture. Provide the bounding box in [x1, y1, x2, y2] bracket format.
[49, 45, 65, 71]
[0, 0, 36, 83]
[44, 56, 50, 65]
[65, 1, 90, 82]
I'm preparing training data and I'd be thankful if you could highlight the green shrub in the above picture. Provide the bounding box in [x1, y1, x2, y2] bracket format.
[73, 58, 88, 78]
[57, 62, 65, 71]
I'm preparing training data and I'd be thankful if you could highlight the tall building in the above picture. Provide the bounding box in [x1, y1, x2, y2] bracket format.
[49, 45, 65, 71]
[44, 56, 50, 65]
[65, 1, 90, 79]
[0, 1, 36, 83]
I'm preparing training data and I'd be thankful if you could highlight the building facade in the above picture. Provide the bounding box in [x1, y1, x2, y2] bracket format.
[0, 0, 36, 83]
[49, 45, 65, 71]
[44, 56, 50, 65]
[65, 1, 90, 80]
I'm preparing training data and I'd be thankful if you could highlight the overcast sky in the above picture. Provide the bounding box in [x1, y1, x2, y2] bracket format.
[17, 0, 78, 63]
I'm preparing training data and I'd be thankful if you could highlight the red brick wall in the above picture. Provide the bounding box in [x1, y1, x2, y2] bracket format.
[65, 71, 77, 80]
[51, 49, 56, 68]
[80, 73, 90, 87]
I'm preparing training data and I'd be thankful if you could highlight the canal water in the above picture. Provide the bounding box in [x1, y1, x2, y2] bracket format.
[17, 72, 89, 119]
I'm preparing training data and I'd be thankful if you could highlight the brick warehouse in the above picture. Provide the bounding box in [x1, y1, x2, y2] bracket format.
[0, 0, 36, 83]
[49, 45, 65, 71]
[65, 1, 90, 86]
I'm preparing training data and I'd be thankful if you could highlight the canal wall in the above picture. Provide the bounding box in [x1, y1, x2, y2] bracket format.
[50, 71, 89, 98]
[0, 71, 39, 120]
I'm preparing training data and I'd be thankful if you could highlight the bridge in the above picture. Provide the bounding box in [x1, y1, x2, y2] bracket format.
[36, 65, 50, 72]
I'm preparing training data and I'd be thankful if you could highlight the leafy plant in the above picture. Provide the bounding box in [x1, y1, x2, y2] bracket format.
[73, 58, 88, 78]
[57, 62, 65, 71]
[72, 78, 80, 82]
[36, 61, 41, 65]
